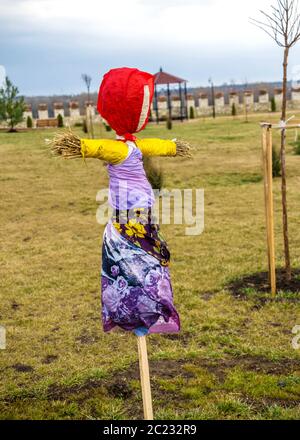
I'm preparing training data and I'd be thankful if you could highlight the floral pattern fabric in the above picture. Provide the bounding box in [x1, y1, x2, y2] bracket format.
[112, 208, 170, 266]
[101, 221, 180, 334]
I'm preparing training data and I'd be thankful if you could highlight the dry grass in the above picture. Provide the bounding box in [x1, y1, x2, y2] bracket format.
[174, 139, 192, 157]
[0, 112, 300, 420]
[48, 129, 81, 159]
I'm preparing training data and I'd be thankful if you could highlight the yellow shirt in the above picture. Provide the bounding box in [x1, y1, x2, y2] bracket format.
[80, 138, 176, 165]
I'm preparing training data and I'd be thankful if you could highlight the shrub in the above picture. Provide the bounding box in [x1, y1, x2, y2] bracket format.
[271, 96, 276, 112]
[26, 115, 33, 128]
[143, 156, 164, 190]
[231, 103, 237, 116]
[74, 121, 83, 127]
[189, 106, 195, 119]
[57, 113, 64, 128]
[166, 117, 172, 130]
[272, 145, 281, 177]
[103, 122, 112, 132]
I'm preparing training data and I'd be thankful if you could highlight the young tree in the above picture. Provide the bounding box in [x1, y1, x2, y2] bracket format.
[26, 115, 33, 129]
[231, 103, 237, 117]
[271, 96, 277, 112]
[0, 77, 25, 132]
[57, 113, 64, 128]
[251, 0, 300, 280]
[166, 116, 172, 130]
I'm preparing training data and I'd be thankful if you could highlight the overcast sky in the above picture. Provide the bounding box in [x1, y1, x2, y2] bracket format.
[1, 0, 300, 96]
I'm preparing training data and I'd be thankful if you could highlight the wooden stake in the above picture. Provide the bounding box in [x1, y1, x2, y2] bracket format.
[137, 335, 153, 420]
[262, 127, 271, 278]
[266, 128, 276, 297]
[262, 127, 277, 297]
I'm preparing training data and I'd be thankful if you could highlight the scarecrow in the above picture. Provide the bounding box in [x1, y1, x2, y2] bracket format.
[50, 67, 191, 418]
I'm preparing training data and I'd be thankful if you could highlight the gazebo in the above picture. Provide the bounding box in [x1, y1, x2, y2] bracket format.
[153, 68, 188, 123]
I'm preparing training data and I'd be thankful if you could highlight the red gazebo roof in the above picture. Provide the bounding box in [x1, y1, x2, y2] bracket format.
[154, 69, 186, 85]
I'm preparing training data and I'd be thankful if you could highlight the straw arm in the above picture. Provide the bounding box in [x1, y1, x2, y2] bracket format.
[136, 138, 192, 158]
[49, 131, 192, 162]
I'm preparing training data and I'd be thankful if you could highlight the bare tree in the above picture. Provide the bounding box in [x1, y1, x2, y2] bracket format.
[81, 73, 94, 138]
[250, 0, 300, 281]
[82, 74, 91, 99]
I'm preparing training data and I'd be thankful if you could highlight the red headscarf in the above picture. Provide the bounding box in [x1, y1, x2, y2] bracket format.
[97, 67, 154, 141]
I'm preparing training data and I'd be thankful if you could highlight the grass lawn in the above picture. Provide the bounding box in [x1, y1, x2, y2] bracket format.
[0, 113, 300, 420]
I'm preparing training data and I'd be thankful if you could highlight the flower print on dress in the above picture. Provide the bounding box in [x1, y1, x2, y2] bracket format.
[125, 219, 147, 239]
[115, 276, 128, 292]
[157, 276, 172, 302]
[145, 269, 161, 287]
[121, 286, 142, 310]
[113, 222, 122, 233]
[137, 294, 157, 314]
[102, 276, 110, 290]
[111, 265, 119, 277]
[101, 221, 180, 334]
[102, 284, 125, 313]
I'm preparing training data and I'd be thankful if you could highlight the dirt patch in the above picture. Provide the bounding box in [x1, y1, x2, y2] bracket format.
[107, 355, 300, 390]
[198, 355, 300, 382]
[76, 332, 99, 345]
[11, 301, 20, 310]
[227, 268, 300, 300]
[47, 378, 105, 401]
[106, 378, 133, 399]
[121, 359, 196, 381]
[4, 355, 300, 409]
[11, 364, 34, 373]
[42, 355, 58, 364]
[46, 359, 195, 403]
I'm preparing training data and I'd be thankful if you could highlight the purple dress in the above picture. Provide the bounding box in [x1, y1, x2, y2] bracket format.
[101, 142, 180, 334]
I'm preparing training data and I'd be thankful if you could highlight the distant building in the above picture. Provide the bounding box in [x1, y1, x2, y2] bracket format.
[53, 102, 64, 118]
[69, 101, 80, 119]
[259, 90, 269, 104]
[38, 104, 48, 119]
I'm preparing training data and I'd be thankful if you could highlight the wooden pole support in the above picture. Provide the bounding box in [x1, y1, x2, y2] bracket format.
[262, 127, 271, 278]
[137, 335, 153, 420]
[262, 127, 276, 297]
[266, 128, 276, 297]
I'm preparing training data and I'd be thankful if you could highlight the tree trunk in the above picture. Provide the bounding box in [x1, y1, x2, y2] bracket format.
[281, 47, 292, 281]
[8, 118, 16, 132]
